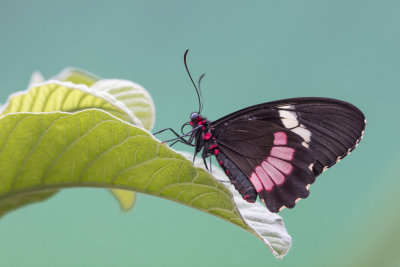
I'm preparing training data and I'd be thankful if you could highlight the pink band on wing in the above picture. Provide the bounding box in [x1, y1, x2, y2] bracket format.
[261, 161, 285, 185]
[255, 166, 274, 191]
[273, 132, 287, 145]
[267, 157, 293, 175]
[271, 147, 295, 160]
[250, 173, 264, 192]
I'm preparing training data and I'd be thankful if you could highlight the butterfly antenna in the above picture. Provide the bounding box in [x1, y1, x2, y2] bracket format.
[184, 49, 202, 114]
[197, 73, 205, 113]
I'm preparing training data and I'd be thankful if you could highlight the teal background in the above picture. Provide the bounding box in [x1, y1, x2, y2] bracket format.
[0, 0, 399, 266]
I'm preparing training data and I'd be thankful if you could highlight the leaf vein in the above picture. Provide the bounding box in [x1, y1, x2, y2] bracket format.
[40, 84, 59, 111]
[60, 88, 74, 110]
[0, 115, 34, 156]
[40, 119, 119, 184]
[77, 135, 148, 181]
[10, 116, 62, 189]
[143, 161, 176, 190]
[189, 191, 219, 205]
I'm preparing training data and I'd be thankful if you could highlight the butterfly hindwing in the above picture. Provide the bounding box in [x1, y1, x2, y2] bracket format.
[214, 120, 315, 212]
[211, 97, 365, 212]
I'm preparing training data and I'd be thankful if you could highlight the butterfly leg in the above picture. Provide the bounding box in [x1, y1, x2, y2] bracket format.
[153, 128, 181, 136]
[169, 139, 196, 147]
[202, 156, 209, 171]
[155, 126, 203, 146]
[153, 128, 191, 142]
[154, 126, 200, 138]
[154, 128, 196, 146]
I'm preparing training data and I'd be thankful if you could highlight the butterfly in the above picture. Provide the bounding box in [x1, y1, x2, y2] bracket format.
[155, 50, 366, 213]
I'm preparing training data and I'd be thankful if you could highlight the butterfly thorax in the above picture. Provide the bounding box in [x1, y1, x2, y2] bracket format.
[188, 114, 216, 156]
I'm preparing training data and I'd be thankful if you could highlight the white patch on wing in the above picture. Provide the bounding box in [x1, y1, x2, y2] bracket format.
[279, 110, 298, 128]
[279, 105, 294, 110]
[292, 127, 311, 142]
[279, 105, 312, 145]
[302, 141, 309, 148]
[308, 163, 314, 171]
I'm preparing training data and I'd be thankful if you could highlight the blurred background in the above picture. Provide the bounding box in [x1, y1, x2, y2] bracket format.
[0, 0, 399, 266]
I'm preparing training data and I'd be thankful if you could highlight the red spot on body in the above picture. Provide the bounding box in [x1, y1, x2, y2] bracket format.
[214, 149, 220, 155]
[202, 125, 205, 130]
[225, 169, 229, 175]
[244, 194, 250, 201]
[219, 161, 223, 166]
[209, 144, 217, 150]
[194, 116, 203, 123]
[212, 137, 216, 140]
[189, 121, 193, 126]
[203, 132, 212, 140]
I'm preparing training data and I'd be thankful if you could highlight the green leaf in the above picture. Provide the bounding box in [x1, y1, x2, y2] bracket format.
[91, 79, 155, 131]
[52, 70, 154, 210]
[110, 188, 137, 211]
[89, 79, 156, 208]
[0, 109, 290, 258]
[55, 70, 155, 208]
[0, 80, 142, 126]
[28, 70, 155, 131]
[53, 68, 99, 86]
[52, 71, 155, 210]
[1, 78, 148, 211]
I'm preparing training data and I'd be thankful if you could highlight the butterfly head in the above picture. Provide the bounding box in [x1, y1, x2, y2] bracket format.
[189, 112, 204, 126]
[190, 112, 199, 122]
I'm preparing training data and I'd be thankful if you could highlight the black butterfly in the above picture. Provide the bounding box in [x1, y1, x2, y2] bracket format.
[155, 50, 366, 213]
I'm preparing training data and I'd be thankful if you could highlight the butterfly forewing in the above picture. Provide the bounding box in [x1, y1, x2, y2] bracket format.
[211, 97, 365, 212]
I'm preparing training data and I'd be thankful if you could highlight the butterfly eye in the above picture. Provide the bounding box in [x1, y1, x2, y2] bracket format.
[190, 112, 199, 121]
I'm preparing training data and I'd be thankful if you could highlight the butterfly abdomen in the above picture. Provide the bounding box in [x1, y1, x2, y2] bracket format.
[215, 152, 257, 203]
